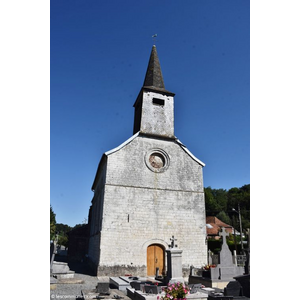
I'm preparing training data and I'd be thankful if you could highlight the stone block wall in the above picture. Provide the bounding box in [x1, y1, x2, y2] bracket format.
[138, 91, 174, 138]
[88, 134, 207, 276]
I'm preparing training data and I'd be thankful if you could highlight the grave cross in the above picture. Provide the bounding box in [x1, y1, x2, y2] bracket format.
[219, 227, 229, 246]
[50, 232, 58, 274]
[169, 235, 177, 248]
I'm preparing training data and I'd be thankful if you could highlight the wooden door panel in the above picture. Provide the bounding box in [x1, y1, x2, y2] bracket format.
[147, 244, 164, 276]
[155, 245, 164, 274]
[147, 245, 155, 276]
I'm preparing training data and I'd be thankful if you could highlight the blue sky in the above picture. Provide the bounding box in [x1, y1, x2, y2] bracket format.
[50, 0, 250, 227]
[3, 1, 300, 297]
[0, 0, 300, 299]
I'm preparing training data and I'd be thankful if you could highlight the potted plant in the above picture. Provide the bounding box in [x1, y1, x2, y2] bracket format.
[202, 264, 216, 278]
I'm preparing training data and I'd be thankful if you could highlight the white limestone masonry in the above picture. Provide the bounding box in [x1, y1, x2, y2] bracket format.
[139, 91, 174, 138]
[87, 45, 207, 277]
[88, 134, 207, 276]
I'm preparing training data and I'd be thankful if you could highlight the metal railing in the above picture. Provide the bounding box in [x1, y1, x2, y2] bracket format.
[236, 255, 247, 267]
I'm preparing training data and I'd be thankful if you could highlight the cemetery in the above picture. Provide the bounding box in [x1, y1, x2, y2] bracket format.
[189, 228, 244, 289]
[51, 229, 250, 299]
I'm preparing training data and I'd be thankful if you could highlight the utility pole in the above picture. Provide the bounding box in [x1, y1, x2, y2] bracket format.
[238, 203, 244, 253]
[232, 203, 244, 253]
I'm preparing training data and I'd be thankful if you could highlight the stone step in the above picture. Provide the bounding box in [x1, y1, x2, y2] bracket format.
[52, 261, 72, 274]
[54, 271, 75, 279]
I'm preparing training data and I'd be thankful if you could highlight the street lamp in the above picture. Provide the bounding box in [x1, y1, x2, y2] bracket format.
[205, 224, 213, 265]
[232, 204, 244, 253]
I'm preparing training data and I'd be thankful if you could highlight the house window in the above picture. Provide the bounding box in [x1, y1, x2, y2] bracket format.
[152, 98, 165, 106]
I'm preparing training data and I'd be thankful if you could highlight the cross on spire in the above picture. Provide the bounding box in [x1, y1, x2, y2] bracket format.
[152, 34, 158, 45]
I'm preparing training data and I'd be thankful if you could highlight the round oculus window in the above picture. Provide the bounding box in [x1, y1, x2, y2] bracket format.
[145, 149, 169, 173]
[149, 153, 165, 168]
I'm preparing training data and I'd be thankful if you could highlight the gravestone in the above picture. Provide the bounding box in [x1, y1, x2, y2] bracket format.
[144, 285, 161, 294]
[50, 242, 58, 284]
[189, 283, 205, 294]
[50, 240, 57, 274]
[166, 248, 184, 283]
[51, 237, 75, 279]
[208, 250, 213, 265]
[218, 228, 232, 267]
[208, 294, 233, 300]
[50, 242, 54, 262]
[224, 281, 243, 297]
[232, 251, 237, 266]
[210, 228, 244, 281]
[96, 276, 110, 295]
[50, 243, 54, 265]
[234, 275, 250, 298]
[51, 261, 75, 279]
[243, 250, 250, 275]
[166, 236, 184, 283]
[110, 277, 131, 291]
[130, 281, 143, 290]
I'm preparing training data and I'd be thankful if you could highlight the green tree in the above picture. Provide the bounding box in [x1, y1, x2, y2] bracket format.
[205, 187, 220, 215]
[240, 184, 250, 229]
[56, 223, 72, 236]
[228, 185, 250, 230]
[50, 205, 56, 241]
[58, 235, 69, 248]
[55, 223, 72, 248]
[213, 188, 228, 212]
[205, 184, 250, 231]
[216, 210, 231, 225]
[73, 223, 86, 230]
[227, 187, 242, 210]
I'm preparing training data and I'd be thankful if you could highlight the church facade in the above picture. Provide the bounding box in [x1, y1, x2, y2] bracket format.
[87, 46, 207, 277]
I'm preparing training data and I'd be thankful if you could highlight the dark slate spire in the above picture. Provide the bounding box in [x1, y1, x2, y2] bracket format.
[133, 45, 175, 136]
[143, 45, 166, 90]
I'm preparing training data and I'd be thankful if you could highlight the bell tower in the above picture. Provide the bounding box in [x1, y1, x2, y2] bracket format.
[133, 46, 175, 139]
[88, 44, 207, 277]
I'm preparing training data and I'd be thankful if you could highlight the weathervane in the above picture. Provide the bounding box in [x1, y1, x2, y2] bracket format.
[152, 34, 158, 45]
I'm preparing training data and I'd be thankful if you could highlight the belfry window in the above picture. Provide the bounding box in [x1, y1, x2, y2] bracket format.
[152, 98, 165, 106]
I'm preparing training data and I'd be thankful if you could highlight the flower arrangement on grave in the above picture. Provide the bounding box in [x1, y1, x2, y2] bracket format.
[203, 264, 216, 270]
[159, 282, 190, 300]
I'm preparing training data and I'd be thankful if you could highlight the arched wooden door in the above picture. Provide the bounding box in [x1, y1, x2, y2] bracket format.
[147, 244, 165, 276]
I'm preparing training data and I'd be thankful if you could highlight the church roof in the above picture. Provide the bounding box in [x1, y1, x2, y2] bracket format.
[175, 138, 205, 166]
[91, 133, 205, 191]
[142, 45, 174, 95]
[105, 132, 205, 166]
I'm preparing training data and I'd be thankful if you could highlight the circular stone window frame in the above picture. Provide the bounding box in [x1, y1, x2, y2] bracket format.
[145, 148, 170, 173]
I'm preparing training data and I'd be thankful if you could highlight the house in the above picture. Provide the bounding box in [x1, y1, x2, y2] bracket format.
[206, 216, 236, 240]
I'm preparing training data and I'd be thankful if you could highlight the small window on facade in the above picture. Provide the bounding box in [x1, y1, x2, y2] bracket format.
[153, 98, 165, 106]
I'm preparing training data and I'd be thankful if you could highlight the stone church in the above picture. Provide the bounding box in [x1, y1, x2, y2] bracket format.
[87, 45, 207, 277]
